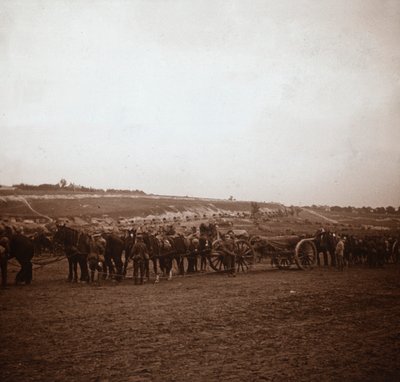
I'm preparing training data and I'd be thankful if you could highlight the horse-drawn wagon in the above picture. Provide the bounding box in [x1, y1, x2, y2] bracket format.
[206, 233, 317, 273]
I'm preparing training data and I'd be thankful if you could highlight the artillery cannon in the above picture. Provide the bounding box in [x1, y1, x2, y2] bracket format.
[249, 235, 317, 270]
[206, 234, 317, 273]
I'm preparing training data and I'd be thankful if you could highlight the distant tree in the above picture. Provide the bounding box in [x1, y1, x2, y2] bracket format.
[374, 207, 386, 214]
[59, 178, 67, 188]
[385, 206, 396, 214]
[228, 196, 234, 201]
[250, 201, 260, 216]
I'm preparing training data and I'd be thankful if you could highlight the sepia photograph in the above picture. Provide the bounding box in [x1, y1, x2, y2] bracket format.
[1, 1, 399, 381]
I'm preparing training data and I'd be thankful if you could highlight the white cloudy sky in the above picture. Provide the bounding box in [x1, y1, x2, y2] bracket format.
[1, 0, 399, 207]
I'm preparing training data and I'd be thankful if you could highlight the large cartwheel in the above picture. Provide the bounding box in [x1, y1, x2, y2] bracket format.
[294, 238, 318, 270]
[208, 239, 256, 272]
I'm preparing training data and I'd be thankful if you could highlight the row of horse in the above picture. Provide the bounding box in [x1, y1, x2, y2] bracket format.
[0, 224, 215, 285]
[1, 224, 398, 286]
[51, 224, 216, 283]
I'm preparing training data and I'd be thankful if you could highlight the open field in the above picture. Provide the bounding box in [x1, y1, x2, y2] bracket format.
[1, 261, 400, 382]
[1, 191, 400, 381]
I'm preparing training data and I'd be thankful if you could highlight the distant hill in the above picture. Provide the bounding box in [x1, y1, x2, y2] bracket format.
[0, 189, 285, 220]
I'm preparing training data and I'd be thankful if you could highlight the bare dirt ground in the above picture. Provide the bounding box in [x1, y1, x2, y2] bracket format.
[1, 261, 400, 382]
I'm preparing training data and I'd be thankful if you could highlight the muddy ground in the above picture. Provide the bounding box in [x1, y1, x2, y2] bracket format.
[1, 262, 400, 382]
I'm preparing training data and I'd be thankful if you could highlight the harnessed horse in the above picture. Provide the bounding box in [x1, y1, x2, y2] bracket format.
[314, 230, 338, 267]
[101, 233, 124, 281]
[54, 225, 90, 282]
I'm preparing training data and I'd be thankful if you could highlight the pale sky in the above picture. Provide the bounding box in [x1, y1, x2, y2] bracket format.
[1, 0, 399, 207]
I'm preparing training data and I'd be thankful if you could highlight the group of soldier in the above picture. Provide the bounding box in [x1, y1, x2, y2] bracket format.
[0, 222, 399, 288]
[315, 227, 399, 271]
[122, 225, 237, 285]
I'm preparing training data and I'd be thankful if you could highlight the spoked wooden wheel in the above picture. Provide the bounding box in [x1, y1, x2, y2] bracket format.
[208, 240, 226, 272]
[235, 240, 255, 272]
[295, 239, 317, 270]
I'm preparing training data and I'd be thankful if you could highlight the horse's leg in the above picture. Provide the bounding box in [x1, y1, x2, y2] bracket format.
[323, 250, 328, 266]
[331, 250, 337, 267]
[186, 252, 193, 273]
[79, 255, 89, 282]
[194, 253, 198, 272]
[145, 258, 150, 280]
[139, 260, 145, 284]
[101, 262, 107, 279]
[96, 265, 101, 282]
[73, 258, 78, 282]
[201, 252, 207, 272]
[133, 258, 139, 284]
[0, 257, 7, 287]
[167, 256, 173, 280]
[15, 260, 23, 285]
[123, 254, 130, 277]
[180, 254, 185, 275]
[152, 256, 158, 275]
[114, 253, 123, 282]
[104, 255, 114, 279]
[24, 261, 32, 284]
[152, 257, 160, 283]
[68, 257, 73, 282]
[159, 256, 165, 276]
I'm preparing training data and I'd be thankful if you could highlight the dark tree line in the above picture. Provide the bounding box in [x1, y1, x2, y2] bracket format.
[10, 180, 145, 195]
[326, 205, 399, 214]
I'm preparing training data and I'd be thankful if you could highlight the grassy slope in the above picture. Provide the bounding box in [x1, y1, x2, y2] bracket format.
[1, 191, 399, 237]
[0, 191, 282, 219]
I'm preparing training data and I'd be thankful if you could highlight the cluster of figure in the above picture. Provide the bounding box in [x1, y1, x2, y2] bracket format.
[0, 222, 228, 287]
[0, 222, 398, 288]
[314, 228, 399, 271]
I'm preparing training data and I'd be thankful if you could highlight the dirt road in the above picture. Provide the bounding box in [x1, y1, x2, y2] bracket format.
[1, 263, 399, 382]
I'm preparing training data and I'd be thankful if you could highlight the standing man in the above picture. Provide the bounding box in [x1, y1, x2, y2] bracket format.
[222, 234, 236, 277]
[335, 236, 345, 271]
[131, 235, 148, 285]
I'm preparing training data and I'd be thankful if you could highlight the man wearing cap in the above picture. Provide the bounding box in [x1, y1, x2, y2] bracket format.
[187, 238, 199, 273]
[335, 236, 345, 271]
[131, 235, 148, 285]
[222, 234, 236, 277]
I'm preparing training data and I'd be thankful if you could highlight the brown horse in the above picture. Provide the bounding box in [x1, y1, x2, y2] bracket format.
[314, 229, 337, 267]
[54, 225, 90, 282]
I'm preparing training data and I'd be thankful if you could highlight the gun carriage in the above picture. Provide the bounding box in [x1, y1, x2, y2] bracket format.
[207, 233, 317, 272]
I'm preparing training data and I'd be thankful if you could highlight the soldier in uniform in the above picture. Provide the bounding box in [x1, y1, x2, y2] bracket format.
[222, 234, 236, 277]
[131, 235, 149, 285]
[335, 236, 345, 271]
[187, 238, 199, 273]
[87, 236, 106, 282]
